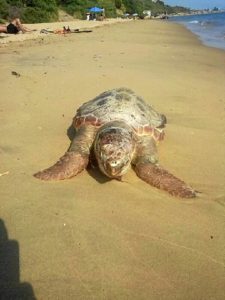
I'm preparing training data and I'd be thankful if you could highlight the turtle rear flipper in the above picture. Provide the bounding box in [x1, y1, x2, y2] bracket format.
[34, 152, 88, 181]
[134, 163, 196, 198]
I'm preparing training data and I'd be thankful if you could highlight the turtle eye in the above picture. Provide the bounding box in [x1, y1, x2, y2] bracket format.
[100, 152, 106, 160]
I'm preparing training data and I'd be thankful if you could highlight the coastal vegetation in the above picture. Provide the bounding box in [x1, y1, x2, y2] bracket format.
[0, 0, 190, 23]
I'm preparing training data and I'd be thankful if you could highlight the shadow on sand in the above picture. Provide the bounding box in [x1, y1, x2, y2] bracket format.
[0, 219, 36, 300]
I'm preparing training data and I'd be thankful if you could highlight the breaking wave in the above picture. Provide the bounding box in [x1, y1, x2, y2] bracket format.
[170, 12, 225, 50]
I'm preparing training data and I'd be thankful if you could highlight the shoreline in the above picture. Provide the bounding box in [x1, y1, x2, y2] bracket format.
[1, 19, 225, 299]
[168, 11, 225, 51]
[174, 21, 225, 51]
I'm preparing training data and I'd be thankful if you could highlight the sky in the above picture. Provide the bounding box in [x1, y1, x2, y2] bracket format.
[163, 0, 225, 9]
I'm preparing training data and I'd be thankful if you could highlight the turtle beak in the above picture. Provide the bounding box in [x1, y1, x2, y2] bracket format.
[110, 167, 119, 176]
[105, 163, 120, 177]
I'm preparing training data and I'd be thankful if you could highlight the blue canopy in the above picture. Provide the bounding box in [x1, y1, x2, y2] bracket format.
[89, 7, 103, 13]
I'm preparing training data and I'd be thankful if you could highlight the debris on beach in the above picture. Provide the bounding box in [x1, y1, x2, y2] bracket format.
[0, 171, 9, 177]
[11, 71, 21, 77]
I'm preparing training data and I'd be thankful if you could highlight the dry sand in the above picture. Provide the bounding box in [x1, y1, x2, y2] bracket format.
[0, 18, 131, 45]
[0, 19, 225, 299]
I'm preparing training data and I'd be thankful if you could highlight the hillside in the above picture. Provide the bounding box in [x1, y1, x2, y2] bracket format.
[0, 0, 190, 23]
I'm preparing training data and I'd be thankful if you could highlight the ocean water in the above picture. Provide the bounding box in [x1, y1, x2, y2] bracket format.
[170, 12, 225, 51]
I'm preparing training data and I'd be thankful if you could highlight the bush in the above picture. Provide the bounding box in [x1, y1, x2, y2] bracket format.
[7, 0, 23, 6]
[21, 7, 47, 23]
[115, 0, 122, 9]
[21, 6, 58, 23]
[63, 4, 76, 15]
[0, 0, 9, 20]
[97, 0, 116, 17]
[20, 0, 58, 23]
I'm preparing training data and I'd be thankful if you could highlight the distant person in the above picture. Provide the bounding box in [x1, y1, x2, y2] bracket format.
[0, 17, 32, 34]
[86, 13, 90, 21]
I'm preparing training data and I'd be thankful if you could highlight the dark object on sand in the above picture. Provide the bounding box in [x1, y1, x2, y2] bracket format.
[7, 23, 19, 34]
[63, 26, 92, 33]
[40, 27, 92, 34]
[34, 88, 196, 198]
[71, 29, 93, 33]
[11, 71, 20, 77]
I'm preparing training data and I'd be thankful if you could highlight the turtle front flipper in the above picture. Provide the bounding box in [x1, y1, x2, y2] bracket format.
[133, 136, 196, 198]
[34, 125, 96, 181]
[134, 162, 196, 198]
[34, 152, 89, 180]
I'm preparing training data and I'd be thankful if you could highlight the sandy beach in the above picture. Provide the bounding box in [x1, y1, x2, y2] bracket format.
[0, 18, 131, 45]
[0, 19, 225, 299]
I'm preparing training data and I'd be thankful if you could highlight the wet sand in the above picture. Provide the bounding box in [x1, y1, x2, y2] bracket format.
[0, 20, 225, 299]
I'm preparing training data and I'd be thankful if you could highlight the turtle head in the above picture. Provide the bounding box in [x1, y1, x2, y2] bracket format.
[94, 122, 135, 179]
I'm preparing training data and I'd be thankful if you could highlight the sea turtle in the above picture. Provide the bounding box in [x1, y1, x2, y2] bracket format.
[34, 87, 196, 198]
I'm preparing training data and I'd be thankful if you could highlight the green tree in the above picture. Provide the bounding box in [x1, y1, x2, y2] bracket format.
[0, 0, 191, 23]
[7, 0, 24, 6]
[97, 0, 116, 17]
[115, 0, 122, 9]
[22, 0, 58, 22]
[0, 0, 9, 20]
